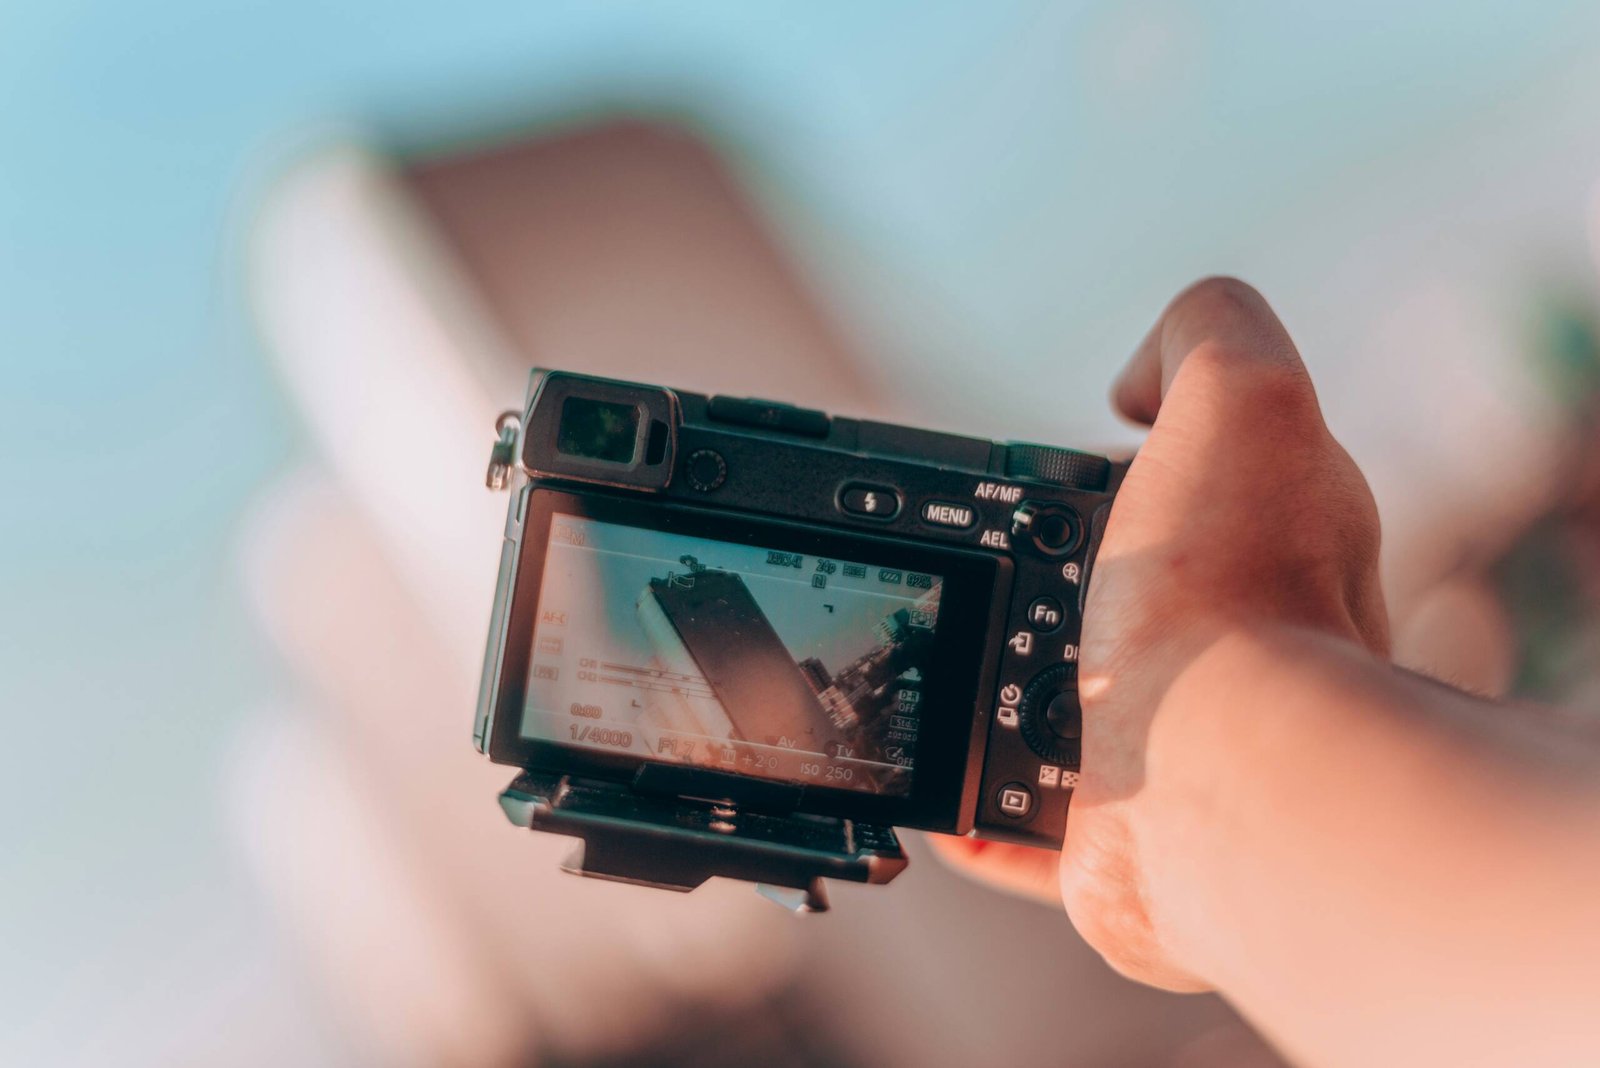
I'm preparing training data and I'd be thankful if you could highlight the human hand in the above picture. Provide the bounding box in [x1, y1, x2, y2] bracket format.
[934, 277, 1389, 990]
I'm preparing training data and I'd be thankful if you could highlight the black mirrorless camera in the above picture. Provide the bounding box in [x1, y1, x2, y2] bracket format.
[475, 370, 1123, 911]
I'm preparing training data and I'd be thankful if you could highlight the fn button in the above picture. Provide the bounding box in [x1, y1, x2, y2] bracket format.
[1027, 596, 1065, 632]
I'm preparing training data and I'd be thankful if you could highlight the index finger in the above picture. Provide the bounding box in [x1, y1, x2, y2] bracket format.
[1111, 277, 1312, 427]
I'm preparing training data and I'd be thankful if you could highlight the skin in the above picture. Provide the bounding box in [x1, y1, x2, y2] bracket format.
[933, 278, 1600, 1067]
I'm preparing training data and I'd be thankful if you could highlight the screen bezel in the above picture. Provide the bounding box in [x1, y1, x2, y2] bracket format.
[489, 486, 1008, 830]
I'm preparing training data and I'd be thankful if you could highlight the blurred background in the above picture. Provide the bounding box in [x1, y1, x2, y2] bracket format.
[6, 3, 1600, 1066]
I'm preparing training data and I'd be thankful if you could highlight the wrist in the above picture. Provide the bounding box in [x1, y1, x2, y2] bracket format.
[1130, 621, 1375, 983]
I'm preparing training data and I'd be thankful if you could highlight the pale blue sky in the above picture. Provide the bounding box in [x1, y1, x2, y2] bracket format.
[5, 3, 1600, 1063]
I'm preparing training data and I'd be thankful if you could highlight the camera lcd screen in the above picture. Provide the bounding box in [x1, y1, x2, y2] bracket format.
[521, 514, 943, 796]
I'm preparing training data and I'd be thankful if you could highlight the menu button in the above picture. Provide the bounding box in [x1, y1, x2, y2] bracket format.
[920, 500, 976, 530]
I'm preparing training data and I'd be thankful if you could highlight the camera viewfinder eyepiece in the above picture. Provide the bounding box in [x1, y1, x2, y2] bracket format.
[522, 371, 679, 491]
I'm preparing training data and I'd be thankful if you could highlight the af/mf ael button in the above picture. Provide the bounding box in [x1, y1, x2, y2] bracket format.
[839, 483, 900, 520]
[1011, 501, 1081, 556]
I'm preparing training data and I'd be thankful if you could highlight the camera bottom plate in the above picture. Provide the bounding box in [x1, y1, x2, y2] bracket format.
[499, 771, 909, 912]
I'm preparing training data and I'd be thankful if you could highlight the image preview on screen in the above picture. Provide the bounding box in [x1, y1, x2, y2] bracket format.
[523, 514, 943, 796]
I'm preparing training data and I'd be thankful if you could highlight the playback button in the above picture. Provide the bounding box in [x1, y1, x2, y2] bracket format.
[996, 783, 1035, 819]
[839, 483, 901, 520]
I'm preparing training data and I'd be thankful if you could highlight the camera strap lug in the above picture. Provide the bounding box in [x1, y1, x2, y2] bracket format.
[485, 410, 522, 490]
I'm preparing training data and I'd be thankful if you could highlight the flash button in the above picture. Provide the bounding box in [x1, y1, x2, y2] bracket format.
[839, 483, 901, 520]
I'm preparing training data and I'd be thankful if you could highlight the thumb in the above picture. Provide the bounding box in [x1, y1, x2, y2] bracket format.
[1111, 277, 1313, 428]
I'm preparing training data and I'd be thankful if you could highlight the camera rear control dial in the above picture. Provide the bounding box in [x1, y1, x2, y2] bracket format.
[1018, 663, 1081, 767]
[1004, 443, 1112, 492]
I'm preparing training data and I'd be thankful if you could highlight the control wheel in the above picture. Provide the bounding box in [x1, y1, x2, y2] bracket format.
[1018, 663, 1082, 767]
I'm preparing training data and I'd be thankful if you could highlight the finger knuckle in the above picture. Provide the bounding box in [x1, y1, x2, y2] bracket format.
[1169, 278, 1283, 353]
[1181, 339, 1318, 425]
[1311, 445, 1382, 557]
[1164, 277, 1308, 400]
[1179, 274, 1266, 316]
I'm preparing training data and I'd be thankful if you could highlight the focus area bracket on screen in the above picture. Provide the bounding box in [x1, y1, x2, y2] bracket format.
[498, 771, 909, 912]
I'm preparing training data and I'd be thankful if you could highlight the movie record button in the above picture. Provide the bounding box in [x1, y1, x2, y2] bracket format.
[996, 783, 1034, 819]
[839, 483, 901, 520]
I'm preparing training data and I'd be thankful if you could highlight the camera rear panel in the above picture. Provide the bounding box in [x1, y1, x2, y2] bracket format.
[488, 371, 1122, 852]
[658, 394, 1114, 847]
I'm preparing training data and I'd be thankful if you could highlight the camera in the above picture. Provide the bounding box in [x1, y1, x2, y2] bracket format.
[475, 370, 1122, 910]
